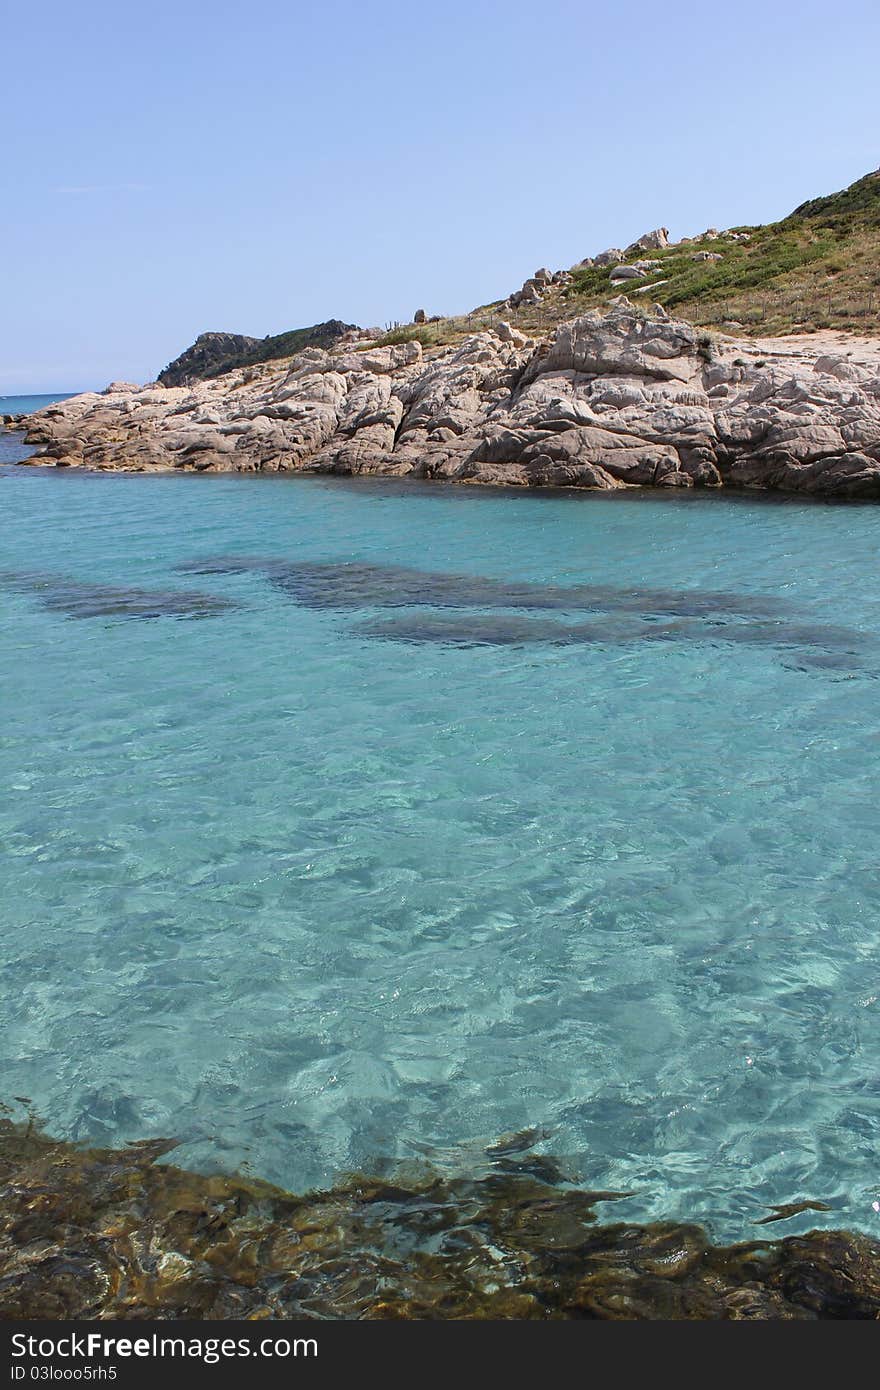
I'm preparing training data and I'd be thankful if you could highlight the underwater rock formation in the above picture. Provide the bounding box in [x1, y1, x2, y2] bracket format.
[0, 571, 240, 621]
[1, 1117, 878, 1320]
[172, 556, 875, 672]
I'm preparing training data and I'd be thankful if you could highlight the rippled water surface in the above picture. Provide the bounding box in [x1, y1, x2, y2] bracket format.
[2, 451, 880, 1240]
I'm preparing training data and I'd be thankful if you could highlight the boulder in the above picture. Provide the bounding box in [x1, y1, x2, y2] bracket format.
[593, 248, 624, 267]
[625, 227, 670, 255]
[813, 355, 864, 382]
[509, 273, 547, 307]
[497, 321, 529, 348]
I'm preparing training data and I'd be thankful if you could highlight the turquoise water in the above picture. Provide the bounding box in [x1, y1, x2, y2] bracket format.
[0, 393, 75, 420]
[2, 449, 880, 1241]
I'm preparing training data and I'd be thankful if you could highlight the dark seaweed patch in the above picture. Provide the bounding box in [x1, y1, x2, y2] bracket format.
[352, 611, 875, 670]
[700, 619, 870, 652]
[0, 571, 239, 621]
[275, 563, 795, 619]
[175, 557, 875, 669]
[174, 556, 271, 577]
[351, 612, 690, 648]
[780, 650, 875, 674]
[176, 556, 794, 619]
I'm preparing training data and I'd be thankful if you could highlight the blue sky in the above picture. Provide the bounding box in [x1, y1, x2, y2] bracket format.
[3, 0, 879, 392]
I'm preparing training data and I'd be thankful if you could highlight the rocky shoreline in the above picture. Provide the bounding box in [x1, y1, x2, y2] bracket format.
[8, 303, 880, 498]
[1, 1115, 879, 1320]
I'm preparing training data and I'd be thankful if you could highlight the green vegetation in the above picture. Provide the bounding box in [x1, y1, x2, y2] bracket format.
[791, 173, 880, 229]
[695, 332, 716, 363]
[364, 323, 437, 349]
[158, 320, 359, 386]
[554, 170, 880, 336]
[209, 320, 356, 376]
[160, 171, 880, 379]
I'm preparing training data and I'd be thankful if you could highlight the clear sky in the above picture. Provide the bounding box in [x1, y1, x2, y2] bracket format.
[3, 0, 879, 392]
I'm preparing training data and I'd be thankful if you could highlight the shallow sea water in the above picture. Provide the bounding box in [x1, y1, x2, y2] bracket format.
[2, 442, 880, 1241]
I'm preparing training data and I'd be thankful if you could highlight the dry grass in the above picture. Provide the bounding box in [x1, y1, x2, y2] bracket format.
[545, 171, 880, 338]
[301, 171, 880, 361]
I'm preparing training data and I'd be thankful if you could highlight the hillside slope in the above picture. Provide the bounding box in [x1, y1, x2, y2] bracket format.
[158, 320, 358, 386]
[505, 170, 880, 341]
[153, 173, 880, 383]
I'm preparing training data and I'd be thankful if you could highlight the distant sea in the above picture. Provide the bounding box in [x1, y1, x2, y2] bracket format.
[0, 392, 76, 415]
[0, 393, 76, 464]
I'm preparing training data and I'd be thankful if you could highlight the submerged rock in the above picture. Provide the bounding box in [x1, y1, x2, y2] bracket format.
[174, 556, 799, 618]
[0, 571, 240, 621]
[0, 1116, 878, 1320]
[16, 305, 880, 497]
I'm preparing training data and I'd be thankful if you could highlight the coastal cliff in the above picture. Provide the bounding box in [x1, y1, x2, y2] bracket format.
[157, 319, 358, 387]
[15, 303, 880, 497]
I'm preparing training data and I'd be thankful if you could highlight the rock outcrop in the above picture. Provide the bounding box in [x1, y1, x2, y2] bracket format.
[15, 304, 880, 497]
[593, 249, 624, 267]
[158, 320, 358, 387]
[625, 227, 670, 255]
[507, 267, 571, 308]
[609, 261, 661, 282]
[157, 331, 262, 387]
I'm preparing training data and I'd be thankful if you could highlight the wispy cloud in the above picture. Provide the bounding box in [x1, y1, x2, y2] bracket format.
[54, 182, 151, 195]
